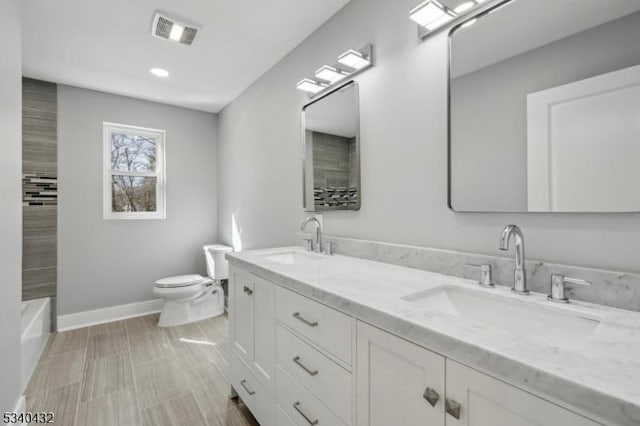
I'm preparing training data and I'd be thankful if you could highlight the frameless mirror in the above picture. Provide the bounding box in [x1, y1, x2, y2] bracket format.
[449, 0, 640, 212]
[303, 81, 360, 211]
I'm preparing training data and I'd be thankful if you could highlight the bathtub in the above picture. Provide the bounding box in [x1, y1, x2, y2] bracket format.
[21, 298, 51, 391]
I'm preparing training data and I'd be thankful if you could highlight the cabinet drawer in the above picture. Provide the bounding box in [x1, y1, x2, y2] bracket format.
[277, 366, 347, 426]
[230, 352, 274, 426]
[276, 286, 352, 365]
[276, 325, 352, 424]
[277, 404, 298, 426]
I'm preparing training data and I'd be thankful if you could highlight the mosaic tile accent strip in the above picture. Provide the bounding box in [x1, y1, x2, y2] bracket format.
[23, 173, 58, 206]
[314, 186, 358, 208]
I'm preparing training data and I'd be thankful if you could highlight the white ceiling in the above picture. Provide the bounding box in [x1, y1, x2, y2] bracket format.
[22, 0, 351, 113]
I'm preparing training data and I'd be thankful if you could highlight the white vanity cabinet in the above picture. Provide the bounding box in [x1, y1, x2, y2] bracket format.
[356, 321, 445, 426]
[228, 263, 604, 426]
[230, 268, 275, 389]
[274, 285, 355, 426]
[231, 269, 254, 365]
[355, 320, 601, 426]
[229, 267, 276, 425]
[444, 360, 600, 426]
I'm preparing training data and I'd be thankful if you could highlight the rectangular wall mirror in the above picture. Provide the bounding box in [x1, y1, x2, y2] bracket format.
[449, 0, 640, 212]
[303, 81, 361, 212]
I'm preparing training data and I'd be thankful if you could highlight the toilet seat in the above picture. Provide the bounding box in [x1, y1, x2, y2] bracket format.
[155, 274, 207, 288]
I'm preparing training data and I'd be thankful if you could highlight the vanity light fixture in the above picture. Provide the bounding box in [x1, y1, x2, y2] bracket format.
[296, 44, 374, 97]
[453, 1, 475, 13]
[315, 65, 349, 83]
[296, 78, 327, 94]
[337, 49, 371, 71]
[409, 1, 452, 28]
[424, 10, 457, 31]
[410, 0, 493, 40]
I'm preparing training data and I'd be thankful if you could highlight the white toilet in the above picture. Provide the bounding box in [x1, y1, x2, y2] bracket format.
[154, 244, 233, 327]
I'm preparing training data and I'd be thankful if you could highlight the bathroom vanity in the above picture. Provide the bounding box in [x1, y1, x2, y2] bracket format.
[226, 247, 640, 426]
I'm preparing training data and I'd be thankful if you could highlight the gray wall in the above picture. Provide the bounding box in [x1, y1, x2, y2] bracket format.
[0, 0, 23, 412]
[451, 11, 640, 211]
[58, 86, 218, 315]
[22, 78, 58, 300]
[217, 0, 640, 273]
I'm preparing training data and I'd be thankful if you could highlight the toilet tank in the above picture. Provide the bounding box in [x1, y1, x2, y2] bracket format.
[203, 244, 233, 280]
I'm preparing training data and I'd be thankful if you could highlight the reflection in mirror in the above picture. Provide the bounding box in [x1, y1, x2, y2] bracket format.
[449, 0, 640, 212]
[303, 81, 360, 211]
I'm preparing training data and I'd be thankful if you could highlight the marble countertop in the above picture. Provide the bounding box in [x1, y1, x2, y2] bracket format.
[227, 247, 640, 426]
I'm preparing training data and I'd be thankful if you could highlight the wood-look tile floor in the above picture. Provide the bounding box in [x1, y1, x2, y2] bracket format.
[26, 313, 259, 426]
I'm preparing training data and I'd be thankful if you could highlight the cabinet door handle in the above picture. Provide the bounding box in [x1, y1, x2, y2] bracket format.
[240, 379, 255, 396]
[293, 401, 319, 425]
[445, 398, 461, 419]
[292, 312, 318, 327]
[423, 387, 440, 407]
[243, 286, 253, 295]
[293, 356, 319, 376]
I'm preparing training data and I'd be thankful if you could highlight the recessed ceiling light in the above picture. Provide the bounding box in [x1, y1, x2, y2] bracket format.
[150, 68, 169, 78]
[296, 79, 326, 94]
[169, 24, 184, 41]
[337, 49, 371, 71]
[454, 1, 475, 13]
[315, 65, 348, 83]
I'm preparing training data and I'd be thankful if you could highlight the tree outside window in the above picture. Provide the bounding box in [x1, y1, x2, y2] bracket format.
[103, 123, 166, 219]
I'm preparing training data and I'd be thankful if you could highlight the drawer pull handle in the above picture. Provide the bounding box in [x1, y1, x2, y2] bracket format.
[423, 387, 440, 407]
[293, 312, 318, 327]
[293, 401, 319, 425]
[293, 356, 319, 376]
[445, 398, 461, 420]
[243, 286, 253, 295]
[240, 379, 255, 396]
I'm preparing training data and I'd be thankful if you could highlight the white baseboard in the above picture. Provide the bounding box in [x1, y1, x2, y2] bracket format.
[57, 299, 163, 331]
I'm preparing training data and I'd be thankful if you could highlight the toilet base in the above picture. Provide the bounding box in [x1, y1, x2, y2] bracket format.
[157, 284, 224, 327]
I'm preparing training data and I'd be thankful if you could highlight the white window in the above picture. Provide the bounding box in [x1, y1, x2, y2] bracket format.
[103, 122, 166, 220]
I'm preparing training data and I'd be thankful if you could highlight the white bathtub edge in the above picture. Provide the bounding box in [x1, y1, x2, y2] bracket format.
[14, 395, 26, 424]
[57, 299, 163, 331]
[21, 298, 51, 392]
[21, 298, 49, 342]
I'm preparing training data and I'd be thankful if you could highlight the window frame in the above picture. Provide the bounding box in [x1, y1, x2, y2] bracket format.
[103, 122, 167, 220]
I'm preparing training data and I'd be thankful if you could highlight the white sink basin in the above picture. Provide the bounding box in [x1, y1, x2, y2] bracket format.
[401, 286, 601, 346]
[260, 250, 325, 265]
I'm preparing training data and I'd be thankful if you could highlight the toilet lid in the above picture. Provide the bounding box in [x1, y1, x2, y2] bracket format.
[155, 274, 204, 288]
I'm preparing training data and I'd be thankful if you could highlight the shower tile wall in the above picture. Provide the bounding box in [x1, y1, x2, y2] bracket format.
[22, 78, 57, 301]
[312, 131, 356, 187]
[312, 131, 358, 209]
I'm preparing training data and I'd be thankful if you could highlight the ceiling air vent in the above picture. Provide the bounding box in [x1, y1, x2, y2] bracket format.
[151, 12, 199, 46]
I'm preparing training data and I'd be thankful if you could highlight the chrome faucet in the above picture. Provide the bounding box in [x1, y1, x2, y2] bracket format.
[300, 217, 322, 253]
[498, 225, 529, 295]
